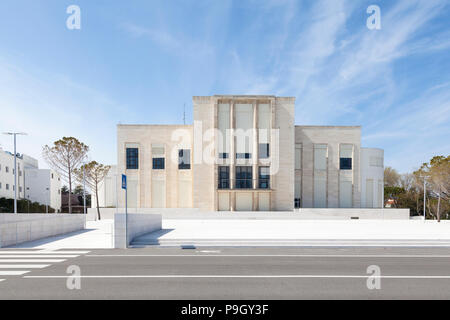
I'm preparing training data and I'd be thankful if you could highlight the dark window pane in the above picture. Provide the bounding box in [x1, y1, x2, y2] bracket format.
[219, 153, 229, 159]
[258, 144, 270, 159]
[235, 166, 253, 189]
[236, 153, 252, 159]
[153, 158, 165, 169]
[340, 158, 352, 170]
[258, 166, 270, 189]
[218, 166, 230, 189]
[295, 198, 301, 208]
[178, 149, 191, 170]
[126, 148, 139, 169]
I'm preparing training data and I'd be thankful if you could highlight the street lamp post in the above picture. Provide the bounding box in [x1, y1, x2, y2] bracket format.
[3, 132, 27, 214]
[423, 177, 426, 220]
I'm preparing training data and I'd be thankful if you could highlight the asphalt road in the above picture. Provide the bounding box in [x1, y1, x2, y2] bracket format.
[1, 247, 450, 299]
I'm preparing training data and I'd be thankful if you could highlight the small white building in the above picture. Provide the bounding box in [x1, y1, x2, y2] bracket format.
[25, 169, 62, 212]
[0, 147, 61, 212]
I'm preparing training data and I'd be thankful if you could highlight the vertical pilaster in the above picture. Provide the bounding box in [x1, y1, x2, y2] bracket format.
[252, 101, 258, 190]
[229, 101, 235, 211]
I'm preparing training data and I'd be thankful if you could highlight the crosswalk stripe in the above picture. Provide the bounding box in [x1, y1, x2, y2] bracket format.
[0, 255, 79, 258]
[0, 259, 66, 263]
[0, 271, 29, 276]
[0, 251, 89, 255]
[0, 265, 50, 269]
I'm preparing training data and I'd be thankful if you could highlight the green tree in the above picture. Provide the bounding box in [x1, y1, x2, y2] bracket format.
[384, 167, 401, 187]
[74, 161, 110, 220]
[42, 137, 89, 214]
[415, 156, 450, 222]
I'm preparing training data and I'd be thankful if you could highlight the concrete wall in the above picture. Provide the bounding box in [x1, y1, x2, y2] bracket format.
[117, 124, 193, 209]
[361, 148, 384, 208]
[0, 213, 85, 247]
[297, 208, 410, 220]
[114, 213, 162, 248]
[98, 207, 410, 220]
[295, 126, 361, 208]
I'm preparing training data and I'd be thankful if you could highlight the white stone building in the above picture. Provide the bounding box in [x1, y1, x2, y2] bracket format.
[0, 147, 61, 212]
[115, 95, 384, 211]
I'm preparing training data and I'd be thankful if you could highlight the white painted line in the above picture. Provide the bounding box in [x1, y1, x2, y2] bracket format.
[0, 279, 4, 282]
[0, 255, 78, 258]
[85, 254, 450, 258]
[0, 259, 66, 263]
[23, 274, 450, 279]
[0, 271, 30, 276]
[0, 251, 89, 254]
[0, 265, 50, 269]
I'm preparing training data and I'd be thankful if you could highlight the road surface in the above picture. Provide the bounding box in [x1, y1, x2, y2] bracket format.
[0, 247, 450, 299]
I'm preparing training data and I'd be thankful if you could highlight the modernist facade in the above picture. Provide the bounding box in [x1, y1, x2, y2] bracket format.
[117, 95, 384, 211]
[0, 147, 61, 211]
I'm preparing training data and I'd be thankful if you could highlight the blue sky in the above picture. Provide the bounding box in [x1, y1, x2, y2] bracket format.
[0, 0, 449, 173]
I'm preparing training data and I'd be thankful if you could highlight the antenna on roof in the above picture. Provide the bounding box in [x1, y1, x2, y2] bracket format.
[183, 103, 186, 125]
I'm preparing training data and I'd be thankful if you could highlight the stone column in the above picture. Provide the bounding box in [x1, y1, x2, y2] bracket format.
[252, 102, 258, 190]
[229, 101, 235, 211]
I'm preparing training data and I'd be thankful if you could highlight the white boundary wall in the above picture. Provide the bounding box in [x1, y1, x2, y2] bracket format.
[0, 214, 85, 247]
[99, 208, 410, 220]
[114, 213, 162, 248]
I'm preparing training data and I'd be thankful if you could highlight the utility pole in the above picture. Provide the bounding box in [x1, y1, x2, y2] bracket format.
[423, 177, 426, 220]
[3, 132, 27, 214]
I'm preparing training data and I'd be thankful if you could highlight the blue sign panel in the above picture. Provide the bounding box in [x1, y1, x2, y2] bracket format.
[121, 174, 127, 190]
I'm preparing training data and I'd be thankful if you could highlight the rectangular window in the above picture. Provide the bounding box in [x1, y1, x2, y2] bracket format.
[314, 144, 327, 170]
[218, 166, 230, 189]
[19, 186, 22, 193]
[370, 156, 383, 167]
[126, 148, 139, 169]
[219, 153, 229, 159]
[0, 182, 2, 189]
[236, 153, 252, 159]
[339, 180, 353, 208]
[5, 166, 9, 173]
[295, 144, 302, 170]
[258, 143, 270, 159]
[258, 166, 270, 189]
[152, 158, 165, 170]
[6, 184, 9, 190]
[218, 103, 230, 156]
[340, 158, 352, 170]
[178, 149, 191, 170]
[340, 144, 353, 170]
[235, 166, 252, 189]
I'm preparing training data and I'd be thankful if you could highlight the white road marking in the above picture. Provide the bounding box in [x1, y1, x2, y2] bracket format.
[0, 279, 4, 282]
[0, 251, 89, 254]
[0, 265, 50, 269]
[0, 271, 29, 276]
[0, 259, 66, 263]
[85, 254, 450, 258]
[23, 274, 450, 279]
[0, 255, 79, 258]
